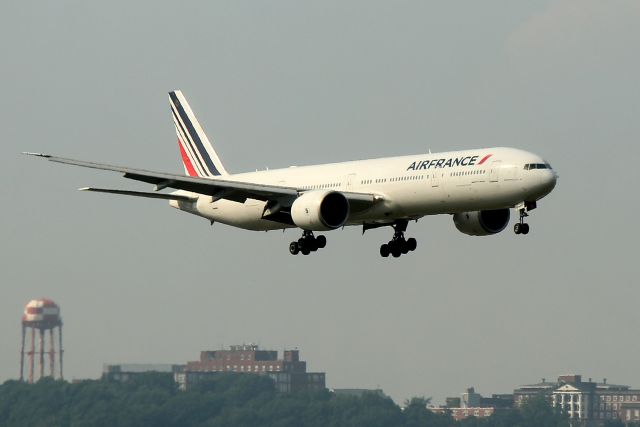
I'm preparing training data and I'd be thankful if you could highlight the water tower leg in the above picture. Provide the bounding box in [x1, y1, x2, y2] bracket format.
[49, 328, 55, 378]
[19, 325, 25, 381]
[59, 325, 63, 380]
[28, 328, 35, 384]
[39, 328, 45, 380]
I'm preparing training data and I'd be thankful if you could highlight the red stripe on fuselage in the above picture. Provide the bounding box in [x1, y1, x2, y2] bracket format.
[178, 139, 198, 177]
[478, 154, 493, 165]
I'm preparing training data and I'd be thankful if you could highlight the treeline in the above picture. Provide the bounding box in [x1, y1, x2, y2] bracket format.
[0, 373, 631, 427]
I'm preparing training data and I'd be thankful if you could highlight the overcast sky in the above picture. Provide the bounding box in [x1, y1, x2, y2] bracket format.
[1, 0, 639, 404]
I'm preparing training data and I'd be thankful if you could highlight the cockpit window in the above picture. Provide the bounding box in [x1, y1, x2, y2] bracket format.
[524, 163, 551, 170]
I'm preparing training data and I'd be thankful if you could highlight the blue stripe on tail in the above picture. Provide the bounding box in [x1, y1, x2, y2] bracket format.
[169, 92, 221, 176]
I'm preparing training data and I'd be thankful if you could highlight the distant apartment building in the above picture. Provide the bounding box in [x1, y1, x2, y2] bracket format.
[103, 363, 184, 382]
[620, 403, 640, 424]
[176, 344, 325, 393]
[432, 387, 513, 421]
[514, 374, 640, 424]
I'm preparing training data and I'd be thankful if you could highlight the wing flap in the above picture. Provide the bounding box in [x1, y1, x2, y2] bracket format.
[79, 187, 197, 201]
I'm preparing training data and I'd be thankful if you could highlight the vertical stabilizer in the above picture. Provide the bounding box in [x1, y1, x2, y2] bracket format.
[169, 90, 228, 177]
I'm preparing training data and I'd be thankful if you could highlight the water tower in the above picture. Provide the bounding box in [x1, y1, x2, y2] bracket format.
[20, 299, 63, 383]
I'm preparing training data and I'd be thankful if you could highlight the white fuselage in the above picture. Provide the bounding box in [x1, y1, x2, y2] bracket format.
[170, 147, 557, 231]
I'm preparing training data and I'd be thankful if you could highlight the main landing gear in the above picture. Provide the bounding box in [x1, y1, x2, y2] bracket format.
[289, 231, 327, 255]
[379, 220, 417, 258]
[514, 202, 536, 235]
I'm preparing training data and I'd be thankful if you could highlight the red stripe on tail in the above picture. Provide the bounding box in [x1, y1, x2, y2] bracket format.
[178, 139, 198, 177]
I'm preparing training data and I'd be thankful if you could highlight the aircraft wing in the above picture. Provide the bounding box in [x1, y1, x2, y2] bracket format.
[24, 153, 378, 212]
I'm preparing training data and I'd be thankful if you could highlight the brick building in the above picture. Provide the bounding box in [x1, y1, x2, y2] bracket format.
[176, 344, 325, 393]
[433, 387, 513, 421]
[620, 402, 640, 424]
[514, 374, 640, 424]
[103, 363, 183, 382]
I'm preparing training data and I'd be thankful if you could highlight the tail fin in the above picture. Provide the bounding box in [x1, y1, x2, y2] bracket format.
[169, 90, 228, 177]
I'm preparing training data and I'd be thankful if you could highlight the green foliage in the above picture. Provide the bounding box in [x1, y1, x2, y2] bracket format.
[403, 396, 452, 427]
[517, 395, 568, 427]
[0, 375, 591, 427]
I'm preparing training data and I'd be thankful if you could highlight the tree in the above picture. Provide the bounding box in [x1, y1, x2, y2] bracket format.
[518, 395, 568, 427]
[403, 396, 454, 427]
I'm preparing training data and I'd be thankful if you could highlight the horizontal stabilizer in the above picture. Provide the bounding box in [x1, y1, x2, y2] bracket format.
[79, 187, 197, 202]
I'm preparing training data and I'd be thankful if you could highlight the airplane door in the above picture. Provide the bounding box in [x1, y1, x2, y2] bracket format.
[430, 170, 446, 202]
[489, 160, 501, 182]
[343, 173, 356, 192]
[431, 170, 441, 188]
[501, 165, 519, 181]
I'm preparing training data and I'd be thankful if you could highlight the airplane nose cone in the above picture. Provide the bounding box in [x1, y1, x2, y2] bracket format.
[539, 170, 557, 194]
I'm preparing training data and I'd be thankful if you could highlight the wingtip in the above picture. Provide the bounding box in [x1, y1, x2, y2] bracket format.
[78, 187, 91, 191]
[22, 152, 51, 158]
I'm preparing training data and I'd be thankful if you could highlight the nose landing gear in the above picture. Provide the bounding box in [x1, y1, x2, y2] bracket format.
[514, 202, 535, 235]
[289, 231, 327, 255]
[379, 220, 417, 258]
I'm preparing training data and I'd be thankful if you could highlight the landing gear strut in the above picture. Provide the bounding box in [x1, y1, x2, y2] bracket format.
[514, 203, 534, 235]
[379, 220, 417, 258]
[289, 231, 327, 255]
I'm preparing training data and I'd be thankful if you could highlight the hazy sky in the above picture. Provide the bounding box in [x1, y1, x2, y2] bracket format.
[1, 0, 639, 404]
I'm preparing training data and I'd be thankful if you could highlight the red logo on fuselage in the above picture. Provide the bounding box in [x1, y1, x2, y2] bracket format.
[406, 153, 493, 171]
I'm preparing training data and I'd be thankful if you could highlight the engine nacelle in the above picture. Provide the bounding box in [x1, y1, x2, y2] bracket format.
[453, 209, 510, 236]
[290, 190, 350, 231]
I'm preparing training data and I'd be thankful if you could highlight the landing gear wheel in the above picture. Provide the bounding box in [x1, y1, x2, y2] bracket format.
[380, 244, 390, 257]
[514, 206, 531, 236]
[406, 238, 417, 251]
[379, 220, 418, 258]
[289, 242, 300, 255]
[290, 230, 326, 255]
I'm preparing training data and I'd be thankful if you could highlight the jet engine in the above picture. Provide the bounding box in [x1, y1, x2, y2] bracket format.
[290, 190, 350, 231]
[453, 209, 510, 236]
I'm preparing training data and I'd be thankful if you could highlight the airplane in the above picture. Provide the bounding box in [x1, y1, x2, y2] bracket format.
[25, 90, 558, 258]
